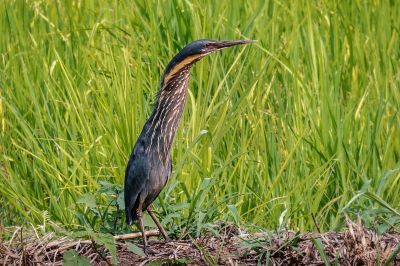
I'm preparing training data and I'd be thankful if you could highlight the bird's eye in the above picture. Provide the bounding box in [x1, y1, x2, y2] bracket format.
[205, 42, 219, 51]
[201, 43, 215, 53]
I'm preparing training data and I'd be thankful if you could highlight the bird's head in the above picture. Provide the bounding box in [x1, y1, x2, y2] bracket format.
[162, 39, 255, 85]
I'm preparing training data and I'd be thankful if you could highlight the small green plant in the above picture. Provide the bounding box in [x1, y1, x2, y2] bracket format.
[73, 181, 124, 264]
[76, 181, 125, 234]
[341, 176, 400, 234]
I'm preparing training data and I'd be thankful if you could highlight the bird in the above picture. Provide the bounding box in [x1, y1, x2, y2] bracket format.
[124, 39, 254, 252]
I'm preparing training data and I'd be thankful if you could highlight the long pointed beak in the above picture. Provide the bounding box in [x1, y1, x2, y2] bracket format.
[208, 39, 256, 51]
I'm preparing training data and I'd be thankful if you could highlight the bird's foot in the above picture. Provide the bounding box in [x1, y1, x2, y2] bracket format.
[142, 244, 149, 256]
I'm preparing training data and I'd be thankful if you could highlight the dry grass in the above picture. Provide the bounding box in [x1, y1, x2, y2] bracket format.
[1, 220, 399, 265]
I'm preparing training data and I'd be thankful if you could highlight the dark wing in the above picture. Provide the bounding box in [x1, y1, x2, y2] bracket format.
[142, 157, 173, 210]
[124, 141, 148, 225]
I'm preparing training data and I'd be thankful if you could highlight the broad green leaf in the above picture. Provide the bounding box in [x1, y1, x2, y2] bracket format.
[127, 242, 146, 257]
[63, 250, 90, 266]
[92, 233, 118, 265]
[77, 193, 97, 209]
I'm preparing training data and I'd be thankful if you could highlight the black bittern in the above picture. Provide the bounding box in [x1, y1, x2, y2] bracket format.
[124, 39, 253, 252]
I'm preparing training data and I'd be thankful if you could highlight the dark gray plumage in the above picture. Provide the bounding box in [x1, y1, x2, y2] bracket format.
[124, 39, 254, 253]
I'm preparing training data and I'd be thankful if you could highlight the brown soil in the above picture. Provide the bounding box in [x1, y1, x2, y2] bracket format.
[1, 220, 399, 265]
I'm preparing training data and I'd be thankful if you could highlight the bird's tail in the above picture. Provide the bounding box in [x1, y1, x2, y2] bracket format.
[126, 209, 137, 225]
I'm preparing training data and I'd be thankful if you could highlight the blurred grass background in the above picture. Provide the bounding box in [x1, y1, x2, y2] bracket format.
[0, 0, 399, 233]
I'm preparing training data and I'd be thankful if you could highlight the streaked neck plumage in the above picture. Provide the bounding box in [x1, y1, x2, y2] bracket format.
[140, 38, 254, 164]
[144, 64, 193, 163]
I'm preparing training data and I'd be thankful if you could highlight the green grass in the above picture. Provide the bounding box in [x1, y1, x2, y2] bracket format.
[0, 1, 399, 234]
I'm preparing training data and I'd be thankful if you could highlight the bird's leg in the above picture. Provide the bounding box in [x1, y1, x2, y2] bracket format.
[136, 202, 148, 254]
[147, 205, 171, 241]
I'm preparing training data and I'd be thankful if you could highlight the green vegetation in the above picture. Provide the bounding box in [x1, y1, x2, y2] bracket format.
[1, 0, 399, 235]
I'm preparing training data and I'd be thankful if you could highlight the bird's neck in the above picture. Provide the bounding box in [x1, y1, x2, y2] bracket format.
[143, 66, 192, 163]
